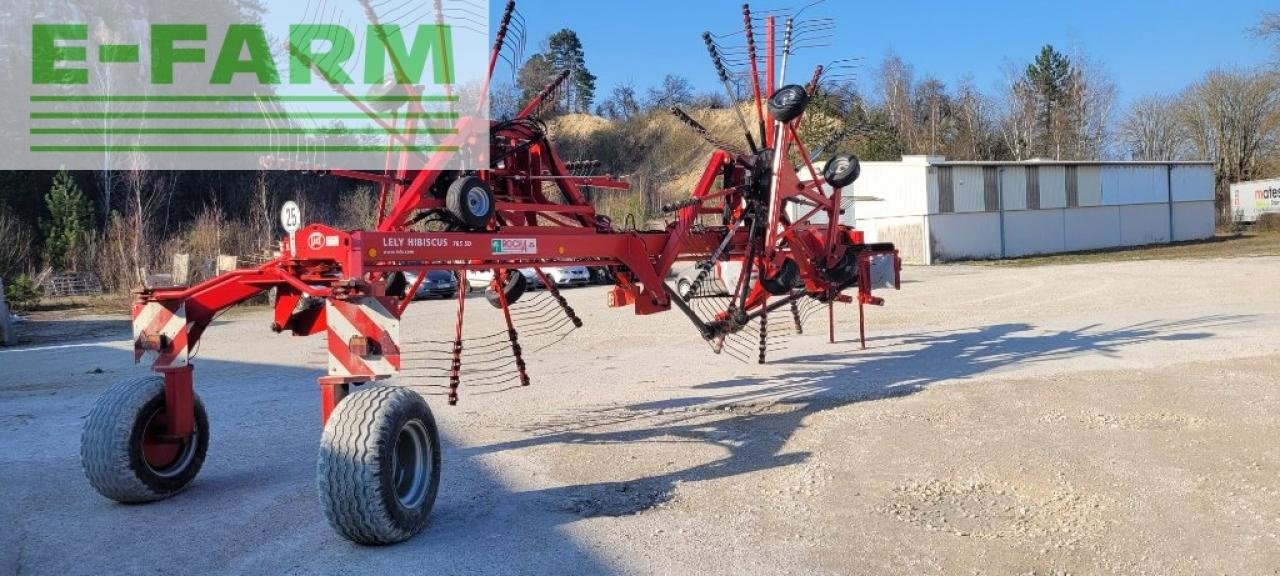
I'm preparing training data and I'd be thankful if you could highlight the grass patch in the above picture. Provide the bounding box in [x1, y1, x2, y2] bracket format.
[965, 232, 1280, 268]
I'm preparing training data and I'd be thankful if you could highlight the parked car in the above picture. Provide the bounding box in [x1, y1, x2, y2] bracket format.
[467, 267, 591, 292]
[543, 266, 591, 288]
[405, 270, 459, 300]
[674, 260, 758, 298]
[466, 268, 541, 292]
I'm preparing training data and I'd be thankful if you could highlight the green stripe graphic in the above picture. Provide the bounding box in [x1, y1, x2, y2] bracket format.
[31, 145, 459, 153]
[31, 127, 459, 136]
[31, 112, 460, 120]
[30, 95, 460, 103]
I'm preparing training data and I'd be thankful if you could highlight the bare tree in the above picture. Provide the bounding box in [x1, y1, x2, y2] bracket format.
[0, 205, 34, 278]
[1119, 95, 1188, 160]
[1064, 51, 1117, 159]
[912, 76, 950, 155]
[875, 53, 916, 152]
[1176, 69, 1280, 219]
[1255, 12, 1280, 65]
[950, 78, 999, 160]
[247, 173, 275, 257]
[646, 75, 695, 109]
[490, 82, 522, 121]
[998, 64, 1039, 160]
[92, 155, 177, 289]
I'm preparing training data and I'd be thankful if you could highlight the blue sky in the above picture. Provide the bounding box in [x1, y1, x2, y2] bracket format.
[493, 0, 1276, 107]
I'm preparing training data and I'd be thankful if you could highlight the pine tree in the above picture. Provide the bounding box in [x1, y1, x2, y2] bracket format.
[1025, 45, 1072, 158]
[517, 53, 557, 110]
[42, 169, 94, 271]
[546, 29, 596, 113]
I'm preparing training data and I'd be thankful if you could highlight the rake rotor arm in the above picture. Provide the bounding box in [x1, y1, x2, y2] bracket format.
[517, 69, 572, 119]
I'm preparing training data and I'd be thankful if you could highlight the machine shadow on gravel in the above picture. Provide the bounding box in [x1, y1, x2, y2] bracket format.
[466, 315, 1250, 518]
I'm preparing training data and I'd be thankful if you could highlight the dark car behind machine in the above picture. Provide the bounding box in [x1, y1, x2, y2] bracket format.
[407, 270, 459, 300]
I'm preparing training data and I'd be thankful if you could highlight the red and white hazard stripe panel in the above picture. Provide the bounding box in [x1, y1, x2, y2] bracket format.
[326, 298, 402, 379]
[132, 301, 191, 369]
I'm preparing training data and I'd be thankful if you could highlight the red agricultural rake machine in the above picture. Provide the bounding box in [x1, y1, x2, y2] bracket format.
[81, 0, 900, 545]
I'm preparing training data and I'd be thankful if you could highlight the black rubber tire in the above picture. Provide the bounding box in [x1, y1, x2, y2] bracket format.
[318, 386, 441, 546]
[823, 155, 862, 188]
[768, 85, 811, 124]
[853, 242, 899, 253]
[82, 376, 209, 503]
[445, 176, 495, 231]
[387, 272, 410, 299]
[484, 270, 527, 309]
[761, 259, 800, 296]
[823, 249, 859, 286]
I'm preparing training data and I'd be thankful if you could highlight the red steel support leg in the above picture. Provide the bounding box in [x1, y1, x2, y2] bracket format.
[859, 300, 867, 350]
[449, 282, 468, 405]
[828, 301, 835, 344]
[758, 297, 769, 364]
[159, 365, 195, 438]
[318, 378, 351, 425]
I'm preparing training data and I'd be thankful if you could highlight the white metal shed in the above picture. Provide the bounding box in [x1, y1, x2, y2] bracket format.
[834, 156, 1216, 264]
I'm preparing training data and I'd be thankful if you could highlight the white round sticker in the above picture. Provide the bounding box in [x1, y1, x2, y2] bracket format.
[280, 201, 302, 233]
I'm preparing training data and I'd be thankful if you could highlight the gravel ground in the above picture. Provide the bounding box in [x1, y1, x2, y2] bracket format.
[1, 257, 1279, 575]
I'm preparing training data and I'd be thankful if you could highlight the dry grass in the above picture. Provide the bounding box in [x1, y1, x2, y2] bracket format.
[972, 232, 1280, 268]
[1256, 213, 1280, 233]
[27, 293, 133, 315]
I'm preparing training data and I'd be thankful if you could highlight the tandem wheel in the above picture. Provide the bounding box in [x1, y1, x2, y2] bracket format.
[318, 385, 442, 545]
[81, 376, 210, 503]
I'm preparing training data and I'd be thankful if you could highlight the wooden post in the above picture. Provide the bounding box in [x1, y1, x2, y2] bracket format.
[216, 255, 239, 275]
[173, 253, 191, 285]
[0, 281, 14, 346]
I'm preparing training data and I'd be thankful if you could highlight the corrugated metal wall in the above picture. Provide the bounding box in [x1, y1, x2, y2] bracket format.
[855, 158, 1217, 264]
[1102, 165, 1169, 205]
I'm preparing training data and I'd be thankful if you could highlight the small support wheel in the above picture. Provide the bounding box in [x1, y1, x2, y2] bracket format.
[81, 376, 209, 503]
[761, 258, 800, 296]
[318, 386, 441, 545]
[485, 270, 527, 308]
[677, 278, 693, 300]
[823, 249, 859, 286]
[823, 155, 862, 188]
[445, 176, 495, 231]
[768, 85, 811, 124]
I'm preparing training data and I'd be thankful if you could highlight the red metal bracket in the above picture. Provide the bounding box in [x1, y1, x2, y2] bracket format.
[159, 365, 195, 439]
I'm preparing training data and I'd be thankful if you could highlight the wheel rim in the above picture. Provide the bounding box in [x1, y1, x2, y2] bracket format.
[140, 408, 198, 478]
[391, 420, 432, 509]
[466, 187, 490, 218]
